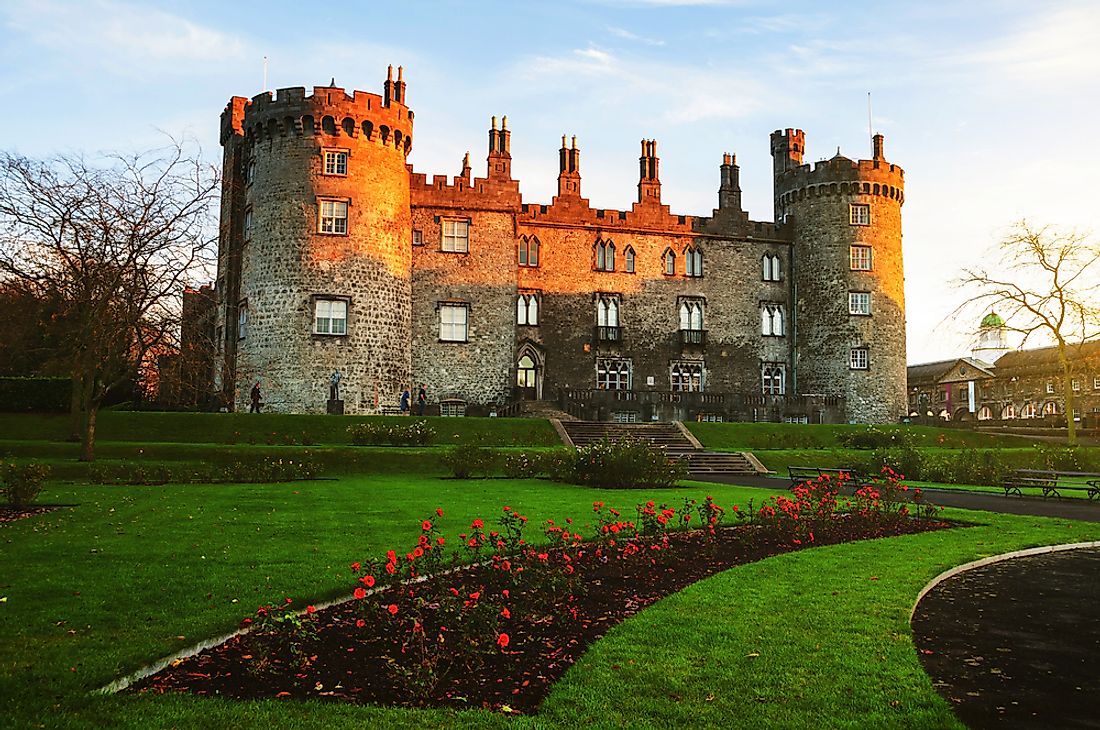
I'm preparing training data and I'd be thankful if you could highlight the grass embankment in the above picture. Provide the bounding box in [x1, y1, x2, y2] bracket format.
[684, 422, 1029, 451]
[3, 475, 1099, 728]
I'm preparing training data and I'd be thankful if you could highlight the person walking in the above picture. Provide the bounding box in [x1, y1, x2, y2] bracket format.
[416, 383, 427, 416]
[399, 386, 411, 414]
[249, 382, 262, 413]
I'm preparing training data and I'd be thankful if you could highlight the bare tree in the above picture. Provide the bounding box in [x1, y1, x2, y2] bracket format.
[0, 140, 218, 460]
[959, 220, 1100, 444]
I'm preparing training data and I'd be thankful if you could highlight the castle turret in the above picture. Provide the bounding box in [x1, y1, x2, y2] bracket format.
[772, 130, 906, 423]
[215, 68, 414, 413]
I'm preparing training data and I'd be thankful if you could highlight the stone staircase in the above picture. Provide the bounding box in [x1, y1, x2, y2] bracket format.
[558, 421, 765, 478]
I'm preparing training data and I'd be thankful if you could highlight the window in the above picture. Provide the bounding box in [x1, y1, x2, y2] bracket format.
[697, 413, 724, 422]
[1046, 381, 1055, 394]
[671, 361, 704, 392]
[849, 347, 869, 370]
[323, 149, 348, 176]
[849, 203, 870, 225]
[1021, 402, 1037, 418]
[612, 410, 639, 423]
[1072, 378, 1080, 391]
[1001, 404, 1016, 420]
[243, 208, 253, 241]
[664, 249, 676, 275]
[849, 292, 871, 315]
[318, 200, 348, 235]
[517, 354, 537, 388]
[1043, 401, 1059, 416]
[412, 229, 423, 246]
[762, 253, 782, 281]
[685, 246, 703, 277]
[978, 406, 992, 421]
[246, 158, 256, 186]
[679, 299, 704, 331]
[237, 302, 247, 340]
[595, 239, 615, 271]
[596, 294, 619, 327]
[442, 219, 469, 252]
[597, 358, 631, 390]
[519, 235, 539, 267]
[440, 400, 466, 417]
[624, 246, 635, 273]
[439, 303, 468, 342]
[517, 292, 539, 326]
[313, 298, 347, 335]
[761, 303, 784, 336]
[850, 246, 872, 271]
[762, 363, 786, 395]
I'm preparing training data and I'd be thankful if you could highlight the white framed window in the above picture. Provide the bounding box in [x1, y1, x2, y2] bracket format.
[439, 303, 469, 342]
[595, 239, 615, 271]
[517, 292, 539, 326]
[596, 294, 620, 327]
[440, 400, 466, 417]
[612, 410, 639, 423]
[1021, 402, 1037, 418]
[849, 291, 871, 315]
[519, 235, 539, 267]
[761, 303, 784, 336]
[1072, 378, 1080, 391]
[671, 361, 704, 392]
[1043, 401, 1059, 415]
[762, 253, 782, 282]
[1094, 376, 1100, 390]
[849, 203, 870, 225]
[679, 299, 704, 331]
[318, 200, 348, 235]
[978, 406, 993, 421]
[323, 149, 348, 176]
[1046, 381, 1055, 394]
[849, 347, 869, 370]
[237, 302, 247, 340]
[624, 246, 635, 273]
[1001, 404, 1016, 420]
[597, 358, 631, 390]
[698, 413, 724, 422]
[664, 249, 676, 275]
[762, 362, 785, 395]
[850, 245, 872, 271]
[442, 219, 469, 253]
[243, 208, 253, 241]
[412, 229, 423, 246]
[313, 298, 347, 335]
[685, 246, 703, 277]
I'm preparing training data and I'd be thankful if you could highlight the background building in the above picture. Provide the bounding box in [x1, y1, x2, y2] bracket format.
[209, 67, 907, 423]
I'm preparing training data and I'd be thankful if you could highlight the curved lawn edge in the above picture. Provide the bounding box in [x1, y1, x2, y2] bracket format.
[907, 540, 1100, 622]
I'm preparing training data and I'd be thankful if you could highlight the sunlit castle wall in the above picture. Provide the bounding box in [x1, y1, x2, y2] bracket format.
[219, 69, 413, 413]
[772, 131, 906, 423]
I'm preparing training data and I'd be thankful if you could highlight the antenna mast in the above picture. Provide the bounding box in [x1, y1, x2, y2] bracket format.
[263, 56, 269, 92]
[867, 92, 873, 153]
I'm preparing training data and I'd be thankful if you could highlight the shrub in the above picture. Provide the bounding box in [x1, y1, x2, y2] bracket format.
[2, 462, 51, 507]
[0, 377, 71, 413]
[347, 419, 436, 446]
[839, 426, 913, 450]
[87, 458, 320, 485]
[442, 446, 499, 478]
[551, 438, 686, 489]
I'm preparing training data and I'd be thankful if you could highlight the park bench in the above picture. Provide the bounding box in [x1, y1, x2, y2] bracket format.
[788, 466, 871, 489]
[379, 405, 404, 416]
[1001, 469, 1100, 500]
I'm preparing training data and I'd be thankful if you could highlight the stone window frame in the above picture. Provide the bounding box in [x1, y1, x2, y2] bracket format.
[311, 295, 350, 337]
[517, 290, 540, 326]
[243, 206, 253, 242]
[322, 147, 350, 177]
[762, 253, 782, 282]
[245, 158, 256, 186]
[761, 302, 785, 337]
[1072, 378, 1080, 391]
[848, 291, 872, 316]
[1002, 403, 1016, 420]
[761, 362, 786, 395]
[440, 399, 467, 417]
[683, 245, 704, 278]
[1021, 402, 1038, 418]
[237, 299, 248, 340]
[595, 238, 615, 272]
[438, 301, 470, 343]
[596, 357, 632, 391]
[441, 218, 470, 253]
[624, 246, 636, 273]
[849, 347, 869, 370]
[1094, 376, 1100, 390]
[412, 229, 424, 246]
[1046, 381, 1055, 394]
[519, 235, 540, 267]
[663, 248, 676, 276]
[595, 293, 621, 327]
[671, 360, 705, 392]
[678, 297, 705, 331]
[849, 203, 871, 226]
[317, 197, 349, 236]
[849, 245, 873, 271]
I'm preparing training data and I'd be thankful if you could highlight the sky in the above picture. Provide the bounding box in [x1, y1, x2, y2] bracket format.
[1, 0, 1097, 364]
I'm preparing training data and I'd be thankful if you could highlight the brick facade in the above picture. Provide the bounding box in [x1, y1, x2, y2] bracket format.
[211, 68, 907, 423]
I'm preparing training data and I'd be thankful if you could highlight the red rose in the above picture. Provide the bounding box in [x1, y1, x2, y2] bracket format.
[306, 605, 316, 614]
[472, 518, 484, 529]
[497, 633, 510, 648]
[469, 591, 481, 600]
[501, 607, 510, 619]
[350, 562, 361, 571]
[353, 588, 367, 600]
[436, 507, 444, 517]
[387, 604, 398, 615]
[422, 520, 432, 531]
[360, 575, 376, 588]
[355, 618, 366, 628]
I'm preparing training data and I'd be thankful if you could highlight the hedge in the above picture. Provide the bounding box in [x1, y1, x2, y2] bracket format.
[0, 377, 71, 413]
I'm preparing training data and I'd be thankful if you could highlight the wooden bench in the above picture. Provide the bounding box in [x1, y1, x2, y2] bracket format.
[1002, 469, 1100, 500]
[379, 406, 404, 416]
[788, 466, 870, 489]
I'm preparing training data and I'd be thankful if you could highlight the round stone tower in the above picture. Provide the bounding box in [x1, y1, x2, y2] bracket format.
[220, 67, 413, 413]
[771, 130, 906, 423]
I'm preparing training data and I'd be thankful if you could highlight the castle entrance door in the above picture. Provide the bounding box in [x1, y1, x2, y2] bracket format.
[516, 351, 540, 400]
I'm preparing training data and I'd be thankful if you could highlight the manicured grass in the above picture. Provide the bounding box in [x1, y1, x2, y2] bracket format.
[686, 421, 1031, 451]
[0, 411, 560, 447]
[3, 474, 1100, 728]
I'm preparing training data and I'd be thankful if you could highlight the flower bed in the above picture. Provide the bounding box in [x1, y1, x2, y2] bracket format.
[127, 473, 952, 713]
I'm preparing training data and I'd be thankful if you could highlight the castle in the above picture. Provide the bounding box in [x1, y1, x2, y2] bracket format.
[211, 66, 907, 423]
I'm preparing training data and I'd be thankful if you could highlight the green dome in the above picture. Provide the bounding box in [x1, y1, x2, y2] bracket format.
[980, 311, 1004, 328]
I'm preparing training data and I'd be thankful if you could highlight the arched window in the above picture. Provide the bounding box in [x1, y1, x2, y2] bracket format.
[977, 406, 992, 421]
[1043, 401, 1059, 415]
[679, 300, 704, 330]
[664, 249, 676, 275]
[671, 362, 704, 392]
[762, 253, 782, 281]
[1021, 402, 1037, 419]
[761, 363, 785, 395]
[517, 292, 539, 325]
[517, 353, 537, 388]
[596, 294, 619, 327]
[1001, 404, 1016, 420]
[685, 246, 703, 277]
[624, 246, 635, 273]
[519, 236, 539, 267]
[595, 239, 615, 271]
[761, 303, 784, 336]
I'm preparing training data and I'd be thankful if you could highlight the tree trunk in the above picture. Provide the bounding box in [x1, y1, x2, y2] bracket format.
[1058, 343, 1077, 446]
[68, 372, 83, 442]
[80, 404, 98, 462]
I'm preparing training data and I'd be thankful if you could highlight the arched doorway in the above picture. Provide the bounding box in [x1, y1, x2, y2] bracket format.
[516, 345, 542, 400]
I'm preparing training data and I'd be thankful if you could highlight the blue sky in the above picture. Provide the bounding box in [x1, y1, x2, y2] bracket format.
[1, 0, 1097, 363]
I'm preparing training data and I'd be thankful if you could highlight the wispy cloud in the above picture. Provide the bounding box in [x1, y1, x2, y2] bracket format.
[608, 26, 666, 46]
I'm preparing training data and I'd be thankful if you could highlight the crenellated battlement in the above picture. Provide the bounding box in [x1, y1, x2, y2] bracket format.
[221, 67, 414, 156]
[775, 154, 905, 208]
[408, 167, 521, 210]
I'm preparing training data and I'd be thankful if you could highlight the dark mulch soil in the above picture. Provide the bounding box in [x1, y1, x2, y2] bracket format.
[0, 505, 60, 523]
[130, 519, 954, 714]
[912, 547, 1100, 729]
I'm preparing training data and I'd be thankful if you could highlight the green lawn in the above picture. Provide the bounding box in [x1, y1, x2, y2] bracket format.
[684, 421, 1031, 450]
[3, 474, 1099, 728]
